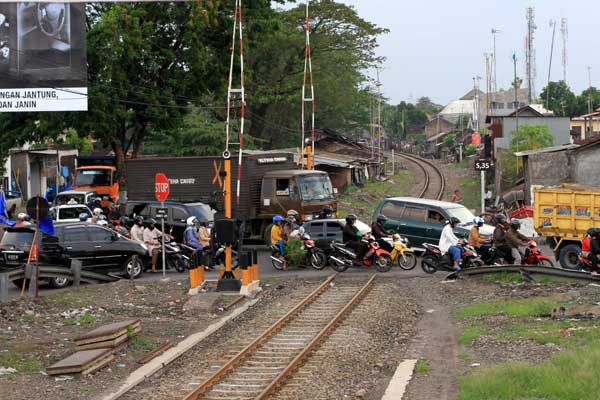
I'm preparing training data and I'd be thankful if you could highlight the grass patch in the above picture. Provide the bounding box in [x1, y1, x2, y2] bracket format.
[51, 292, 88, 307]
[459, 352, 473, 361]
[21, 314, 36, 323]
[415, 359, 431, 374]
[458, 176, 481, 211]
[483, 272, 524, 284]
[459, 298, 559, 319]
[260, 276, 280, 285]
[128, 326, 154, 355]
[457, 345, 600, 400]
[63, 312, 97, 326]
[499, 319, 600, 348]
[338, 171, 414, 221]
[0, 352, 42, 374]
[459, 324, 488, 346]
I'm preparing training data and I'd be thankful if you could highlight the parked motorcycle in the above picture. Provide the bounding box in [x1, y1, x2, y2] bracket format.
[270, 234, 328, 270]
[328, 234, 393, 273]
[382, 234, 417, 270]
[421, 242, 484, 274]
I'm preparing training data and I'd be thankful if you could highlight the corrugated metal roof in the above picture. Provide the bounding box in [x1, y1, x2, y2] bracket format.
[514, 144, 579, 157]
[440, 100, 475, 116]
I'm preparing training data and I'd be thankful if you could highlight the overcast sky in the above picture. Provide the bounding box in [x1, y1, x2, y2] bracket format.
[336, 0, 597, 106]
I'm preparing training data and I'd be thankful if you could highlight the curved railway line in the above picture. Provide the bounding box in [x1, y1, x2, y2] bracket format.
[397, 152, 446, 200]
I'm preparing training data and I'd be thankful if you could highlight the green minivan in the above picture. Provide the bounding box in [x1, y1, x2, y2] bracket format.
[372, 197, 494, 250]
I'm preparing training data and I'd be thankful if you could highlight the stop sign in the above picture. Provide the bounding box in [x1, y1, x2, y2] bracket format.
[155, 173, 170, 202]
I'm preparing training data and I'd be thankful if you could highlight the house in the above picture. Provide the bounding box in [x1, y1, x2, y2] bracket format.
[423, 116, 456, 139]
[571, 108, 600, 141]
[486, 105, 571, 157]
[516, 136, 600, 204]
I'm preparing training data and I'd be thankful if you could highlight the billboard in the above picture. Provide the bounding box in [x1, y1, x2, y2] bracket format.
[0, 3, 86, 112]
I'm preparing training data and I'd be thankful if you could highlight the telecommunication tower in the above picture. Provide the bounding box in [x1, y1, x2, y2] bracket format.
[560, 18, 568, 83]
[525, 7, 537, 103]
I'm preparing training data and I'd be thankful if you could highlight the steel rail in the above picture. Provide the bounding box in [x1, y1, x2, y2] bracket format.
[397, 153, 445, 200]
[256, 274, 376, 399]
[182, 274, 337, 400]
[457, 265, 600, 282]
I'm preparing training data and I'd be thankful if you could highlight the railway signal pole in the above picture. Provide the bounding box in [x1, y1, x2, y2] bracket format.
[301, 1, 315, 170]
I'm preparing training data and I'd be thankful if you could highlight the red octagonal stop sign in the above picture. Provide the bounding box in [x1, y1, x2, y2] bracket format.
[155, 173, 170, 202]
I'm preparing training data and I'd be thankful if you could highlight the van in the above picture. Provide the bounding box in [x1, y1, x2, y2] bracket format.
[373, 197, 494, 250]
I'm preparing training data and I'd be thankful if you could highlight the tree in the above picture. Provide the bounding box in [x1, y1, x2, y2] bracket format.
[576, 87, 600, 116]
[500, 125, 554, 182]
[539, 81, 578, 117]
[64, 128, 92, 155]
[443, 133, 456, 148]
[512, 76, 523, 90]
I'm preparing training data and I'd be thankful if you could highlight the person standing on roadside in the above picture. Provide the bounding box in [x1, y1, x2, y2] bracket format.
[450, 189, 463, 204]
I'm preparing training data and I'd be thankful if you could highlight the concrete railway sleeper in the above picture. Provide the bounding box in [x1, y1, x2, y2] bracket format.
[182, 274, 376, 400]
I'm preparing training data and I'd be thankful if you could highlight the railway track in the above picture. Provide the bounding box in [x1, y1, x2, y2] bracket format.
[397, 153, 445, 200]
[182, 274, 376, 400]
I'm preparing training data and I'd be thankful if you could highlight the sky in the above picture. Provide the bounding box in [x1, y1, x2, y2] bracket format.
[336, 0, 598, 106]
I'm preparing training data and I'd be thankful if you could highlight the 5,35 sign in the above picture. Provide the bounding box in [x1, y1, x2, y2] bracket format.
[474, 159, 493, 171]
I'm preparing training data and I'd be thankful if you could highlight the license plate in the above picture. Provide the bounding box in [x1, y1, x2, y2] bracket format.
[7, 254, 19, 261]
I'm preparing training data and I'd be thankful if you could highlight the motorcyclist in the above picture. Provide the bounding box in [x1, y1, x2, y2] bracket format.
[343, 214, 367, 264]
[317, 205, 334, 220]
[589, 228, 600, 275]
[492, 213, 512, 262]
[130, 215, 145, 243]
[371, 214, 393, 252]
[143, 218, 172, 273]
[78, 212, 89, 222]
[87, 197, 102, 212]
[184, 216, 203, 251]
[287, 209, 300, 221]
[582, 227, 594, 261]
[271, 215, 286, 269]
[439, 217, 463, 271]
[468, 216, 489, 254]
[506, 220, 529, 264]
[117, 216, 130, 237]
[91, 207, 104, 224]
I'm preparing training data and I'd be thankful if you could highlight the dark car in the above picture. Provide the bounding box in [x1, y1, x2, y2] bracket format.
[125, 200, 214, 242]
[0, 224, 147, 288]
[301, 218, 371, 253]
[372, 197, 494, 250]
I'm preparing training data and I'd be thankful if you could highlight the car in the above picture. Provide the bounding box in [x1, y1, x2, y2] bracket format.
[3, 189, 22, 210]
[0, 223, 147, 288]
[372, 197, 494, 250]
[53, 189, 98, 207]
[125, 200, 215, 242]
[51, 204, 93, 223]
[301, 218, 371, 253]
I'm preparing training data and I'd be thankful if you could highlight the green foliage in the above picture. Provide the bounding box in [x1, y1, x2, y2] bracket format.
[382, 101, 428, 141]
[285, 238, 305, 266]
[415, 359, 431, 373]
[500, 125, 554, 182]
[443, 133, 456, 147]
[0, 352, 42, 374]
[539, 81, 579, 117]
[459, 324, 488, 346]
[64, 128, 93, 155]
[459, 298, 558, 319]
[464, 144, 477, 157]
[511, 76, 523, 90]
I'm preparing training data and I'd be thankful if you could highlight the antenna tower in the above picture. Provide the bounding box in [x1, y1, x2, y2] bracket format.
[484, 53, 492, 114]
[224, 0, 246, 205]
[491, 29, 500, 95]
[301, 1, 315, 170]
[525, 7, 537, 103]
[560, 18, 568, 83]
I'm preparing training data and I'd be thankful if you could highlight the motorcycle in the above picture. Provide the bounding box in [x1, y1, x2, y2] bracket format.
[421, 242, 484, 274]
[484, 240, 553, 267]
[328, 234, 393, 273]
[382, 234, 417, 270]
[144, 238, 188, 273]
[270, 233, 328, 271]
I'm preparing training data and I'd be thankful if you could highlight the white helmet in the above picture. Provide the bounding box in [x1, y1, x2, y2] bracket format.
[93, 208, 103, 216]
[473, 216, 484, 226]
[97, 220, 108, 227]
[186, 216, 198, 226]
[17, 212, 27, 220]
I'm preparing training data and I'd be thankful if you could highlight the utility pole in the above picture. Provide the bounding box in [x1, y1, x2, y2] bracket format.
[546, 19, 557, 110]
[525, 7, 537, 104]
[376, 68, 382, 174]
[370, 92, 374, 160]
[561, 18, 568, 84]
[513, 53, 520, 175]
[491, 28, 500, 97]
[588, 66, 593, 115]
[301, 0, 315, 170]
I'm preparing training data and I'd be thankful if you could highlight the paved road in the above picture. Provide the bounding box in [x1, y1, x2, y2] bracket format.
[3, 243, 558, 300]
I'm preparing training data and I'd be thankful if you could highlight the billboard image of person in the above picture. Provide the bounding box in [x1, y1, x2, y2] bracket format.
[0, 2, 86, 112]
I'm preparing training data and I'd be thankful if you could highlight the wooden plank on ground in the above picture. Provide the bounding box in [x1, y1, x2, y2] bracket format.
[76, 326, 141, 350]
[136, 341, 173, 364]
[74, 319, 140, 345]
[47, 348, 113, 375]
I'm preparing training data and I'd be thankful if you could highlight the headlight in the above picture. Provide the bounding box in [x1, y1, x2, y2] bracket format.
[102, 196, 109, 200]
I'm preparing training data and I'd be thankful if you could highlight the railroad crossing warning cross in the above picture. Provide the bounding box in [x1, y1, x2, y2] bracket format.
[155, 173, 170, 202]
[212, 160, 223, 188]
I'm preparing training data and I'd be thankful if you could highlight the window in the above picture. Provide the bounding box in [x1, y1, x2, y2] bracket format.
[130, 203, 151, 219]
[297, 175, 335, 201]
[307, 222, 324, 236]
[63, 227, 87, 242]
[276, 179, 289, 196]
[59, 207, 90, 220]
[172, 207, 188, 222]
[326, 222, 343, 235]
[427, 209, 444, 224]
[262, 178, 273, 197]
[402, 207, 426, 222]
[75, 169, 111, 186]
[380, 201, 404, 219]
[89, 227, 115, 242]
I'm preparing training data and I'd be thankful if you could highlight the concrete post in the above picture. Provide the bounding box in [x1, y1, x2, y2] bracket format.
[70, 259, 82, 287]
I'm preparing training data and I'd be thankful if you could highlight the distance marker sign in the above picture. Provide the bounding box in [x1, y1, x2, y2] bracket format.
[474, 159, 493, 171]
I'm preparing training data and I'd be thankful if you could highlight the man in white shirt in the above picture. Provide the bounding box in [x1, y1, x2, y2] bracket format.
[143, 218, 171, 273]
[130, 216, 145, 243]
[439, 217, 463, 271]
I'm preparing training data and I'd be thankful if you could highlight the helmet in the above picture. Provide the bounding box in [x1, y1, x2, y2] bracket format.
[494, 213, 507, 224]
[323, 205, 334, 214]
[510, 220, 521, 229]
[286, 216, 296, 224]
[119, 216, 130, 225]
[593, 228, 600, 238]
[449, 217, 460, 226]
[134, 215, 144, 224]
[376, 215, 388, 224]
[97, 220, 108, 227]
[345, 214, 357, 224]
[78, 213, 89, 221]
[187, 216, 198, 226]
[17, 212, 27, 220]
[273, 215, 284, 223]
[287, 209, 299, 218]
[473, 216, 484, 226]
[146, 218, 157, 226]
[98, 214, 107, 221]
[93, 208, 103, 216]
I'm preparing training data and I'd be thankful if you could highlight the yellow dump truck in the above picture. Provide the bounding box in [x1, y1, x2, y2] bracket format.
[533, 185, 600, 269]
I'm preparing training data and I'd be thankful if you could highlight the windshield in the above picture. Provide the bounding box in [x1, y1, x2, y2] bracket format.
[1, 230, 34, 247]
[446, 206, 476, 225]
[297, 175, 335, 201]
[186, 203, 215, 222]
[75, 169, 111, 186]
[58, 207, 90, 220]
[56, 194, 85, 205]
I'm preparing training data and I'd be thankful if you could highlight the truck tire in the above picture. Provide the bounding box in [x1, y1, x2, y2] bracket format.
[263, 224, 273, 247]
[559, 244, 581, 270]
